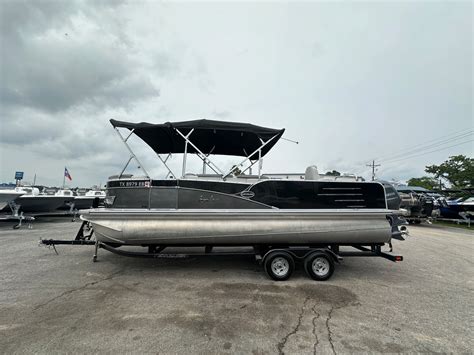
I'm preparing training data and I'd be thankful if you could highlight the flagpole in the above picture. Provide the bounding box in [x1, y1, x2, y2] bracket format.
[63, 167, 66, 189]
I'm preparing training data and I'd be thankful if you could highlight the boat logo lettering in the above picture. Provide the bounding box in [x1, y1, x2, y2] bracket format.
[240, 190, 255, 198]
[199, 194, 218, 203]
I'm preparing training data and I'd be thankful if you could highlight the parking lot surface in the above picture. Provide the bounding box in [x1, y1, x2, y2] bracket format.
[0, 219, 472, 353]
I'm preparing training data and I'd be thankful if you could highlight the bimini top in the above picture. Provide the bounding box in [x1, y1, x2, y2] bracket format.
[110, 119, 285, 159]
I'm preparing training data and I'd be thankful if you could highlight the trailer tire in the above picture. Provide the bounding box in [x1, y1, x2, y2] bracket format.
[263, 251, 294, 281]
[304, 252, 334, 281]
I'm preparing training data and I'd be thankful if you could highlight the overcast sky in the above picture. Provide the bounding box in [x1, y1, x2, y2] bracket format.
[0, 0, 472, 187]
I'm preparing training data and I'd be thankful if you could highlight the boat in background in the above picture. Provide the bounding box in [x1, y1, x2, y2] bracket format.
[74, 190, 106, 209]
[396, 186, 441, 224]
[54, 189, 106, 210]
[54, 189, 77, 211]
[1, 185, 107, 216]
[0, 189, 25, 210]
[460, 197, 474, 218]
[0, 188, 34, 229]
[441, 196, 474, 219]
[8, 187, 75, 214]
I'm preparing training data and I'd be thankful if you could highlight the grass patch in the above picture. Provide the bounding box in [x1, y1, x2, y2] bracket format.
[433, 220, 473, 231]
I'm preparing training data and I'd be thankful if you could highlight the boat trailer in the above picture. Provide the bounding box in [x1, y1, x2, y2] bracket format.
[40, 221, 404, 281]
[0, 201, 35, 229]
[0, 199, 84, 230]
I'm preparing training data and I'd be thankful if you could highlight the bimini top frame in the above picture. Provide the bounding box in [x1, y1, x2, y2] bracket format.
[110, 119, 285, 180]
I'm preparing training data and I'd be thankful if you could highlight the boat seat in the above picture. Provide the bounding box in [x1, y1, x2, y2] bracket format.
[305, 165, 320, 180]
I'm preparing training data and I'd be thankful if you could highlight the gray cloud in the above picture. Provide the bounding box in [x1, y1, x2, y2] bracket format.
[0, 1, 472, 187]
[212, 110, 231, 119]
[1, 1, 159, 114]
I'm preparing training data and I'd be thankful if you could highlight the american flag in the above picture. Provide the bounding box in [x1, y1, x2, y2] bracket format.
[64, 167, 72, 181]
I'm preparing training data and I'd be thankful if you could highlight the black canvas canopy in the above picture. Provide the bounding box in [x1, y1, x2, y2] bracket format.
[110, 119, 285, 159]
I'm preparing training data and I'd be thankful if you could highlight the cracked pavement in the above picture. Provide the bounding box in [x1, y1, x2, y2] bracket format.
[0, 218, 472, 353]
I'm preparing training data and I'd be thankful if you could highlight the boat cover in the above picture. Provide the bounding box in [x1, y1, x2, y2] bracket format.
[110, 119, 285, 159]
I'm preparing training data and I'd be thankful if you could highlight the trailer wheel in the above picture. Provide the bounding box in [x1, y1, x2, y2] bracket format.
[263, 251, 294, 281]
[304, 252, 334, 281]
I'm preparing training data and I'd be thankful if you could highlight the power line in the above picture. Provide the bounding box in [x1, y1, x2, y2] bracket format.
[381, 139, 473, 166]
[378, 131, 473, 163]
[374, 139, 473, 178]
[378, 128, 472, 161]
[374, 130, 473, 164]
[365, 128, 473, 164]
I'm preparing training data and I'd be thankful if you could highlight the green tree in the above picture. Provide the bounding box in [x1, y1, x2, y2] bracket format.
[406, 176, 440, 190]
[425, 155, 474, 188]
[325, 170, 341, 176]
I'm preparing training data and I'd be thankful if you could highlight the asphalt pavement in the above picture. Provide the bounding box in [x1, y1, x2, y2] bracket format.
[0, 218, 472, 354]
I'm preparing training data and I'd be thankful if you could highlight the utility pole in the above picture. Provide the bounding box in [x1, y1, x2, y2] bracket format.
[366, 160, 381, 181]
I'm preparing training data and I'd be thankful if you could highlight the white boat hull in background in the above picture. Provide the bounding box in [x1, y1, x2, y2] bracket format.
[0, 190, 25, 210]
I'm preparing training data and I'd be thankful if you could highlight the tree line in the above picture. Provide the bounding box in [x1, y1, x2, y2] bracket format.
[407, 155, 473, 190]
